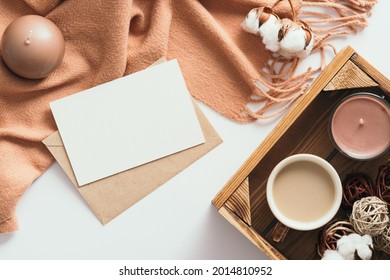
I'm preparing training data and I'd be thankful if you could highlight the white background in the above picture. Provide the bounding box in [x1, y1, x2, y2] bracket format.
[0, 1, 389, 259]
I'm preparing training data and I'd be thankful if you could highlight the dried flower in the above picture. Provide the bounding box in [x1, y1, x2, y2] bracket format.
[342, 172, 375, 208]
[376, 161, 390, 207]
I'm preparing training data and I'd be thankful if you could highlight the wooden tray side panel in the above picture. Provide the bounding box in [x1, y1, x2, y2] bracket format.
[324, 60, 378, 91]
[225, 177, 251, 225]
[351, 54, 390, 93]
[219, 206, 286, 260]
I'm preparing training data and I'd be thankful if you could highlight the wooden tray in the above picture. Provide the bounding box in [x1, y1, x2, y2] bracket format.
[212, 46, 390, 260]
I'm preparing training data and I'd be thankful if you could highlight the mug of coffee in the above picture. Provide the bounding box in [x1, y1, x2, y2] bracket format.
[267, 154, 342, 232]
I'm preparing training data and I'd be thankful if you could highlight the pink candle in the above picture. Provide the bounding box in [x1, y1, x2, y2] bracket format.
[330, 93, 390, 160]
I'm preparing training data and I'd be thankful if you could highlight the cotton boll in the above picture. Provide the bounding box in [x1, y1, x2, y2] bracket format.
[241, 7, 314, 59]
[321, 250, 345, 260]
[279, 20, 306, 53]
[241, 8, 261, 35]
[337, 234, 359, 260]
[341, 233, 362, 245]
[276, 49, 295, 59]
[336, 234, 349, 248]
[259, 14, 281, 52]
[337, 242, 356, 260]
[356, 234, 373, 260]
[275, 19, 314, 59]
[337, 233, 359, 247]
[337, 233, 373, 260]
[361, 234, 373, 246]
[322, 233, 373, 260]
[295, 33, 314, 59]
[278, 20, 308, 59]
[356, 243, 373, 260]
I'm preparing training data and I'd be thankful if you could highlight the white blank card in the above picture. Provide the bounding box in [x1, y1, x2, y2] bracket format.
[50, 60, 205, 186]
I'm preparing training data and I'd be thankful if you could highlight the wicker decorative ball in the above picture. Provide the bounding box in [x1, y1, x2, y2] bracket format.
[349, 196, 389, 236]
[317, 219, 356, 257]
[377, 161, 390, 207]
[374, 224, 390, 255]
[342, 172, 375, 208]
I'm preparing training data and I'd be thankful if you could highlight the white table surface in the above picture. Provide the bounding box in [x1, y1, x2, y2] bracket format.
[1, 2, 389, 260]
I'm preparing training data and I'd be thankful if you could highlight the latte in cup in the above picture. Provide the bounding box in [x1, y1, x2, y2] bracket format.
[267, 154, 342, 231]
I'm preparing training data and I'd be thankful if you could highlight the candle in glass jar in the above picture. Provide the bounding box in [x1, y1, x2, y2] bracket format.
[1, 15, 65, 79]
[330, 93, 390, 160]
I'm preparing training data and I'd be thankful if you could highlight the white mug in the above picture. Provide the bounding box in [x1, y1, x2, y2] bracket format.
[267, 154, 342, 231]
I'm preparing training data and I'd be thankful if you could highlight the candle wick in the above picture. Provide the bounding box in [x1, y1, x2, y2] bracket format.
[359, 118, 364, 125]
[25, 30, 33, 45]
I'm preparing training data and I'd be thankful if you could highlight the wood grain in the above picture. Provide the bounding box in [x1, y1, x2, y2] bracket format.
[225, 177, 251, 225]
[351, 54, 390, 93]
[324, 60, 378, 91]
[219, 206, 286, 260]
[330, 151, 390, 182]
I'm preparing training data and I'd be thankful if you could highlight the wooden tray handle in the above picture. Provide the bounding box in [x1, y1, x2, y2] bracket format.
[272, 221, 290, 243]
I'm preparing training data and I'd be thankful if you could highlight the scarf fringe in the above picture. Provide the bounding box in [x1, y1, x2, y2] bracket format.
[241, 0, 378, 121]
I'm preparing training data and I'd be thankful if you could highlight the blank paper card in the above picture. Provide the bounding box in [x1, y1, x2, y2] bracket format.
[50, 60, 205, 186]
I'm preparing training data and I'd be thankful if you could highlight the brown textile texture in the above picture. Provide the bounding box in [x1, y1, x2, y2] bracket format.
[0, 0, 376, 232]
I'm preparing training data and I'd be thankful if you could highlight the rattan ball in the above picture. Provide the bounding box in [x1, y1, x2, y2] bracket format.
[342, 172, 375, 208]
[377, 161, 390, 207]
[374, 224, 390, 255]
[349, 196, 389, 237]
[317, 220, 356, 257]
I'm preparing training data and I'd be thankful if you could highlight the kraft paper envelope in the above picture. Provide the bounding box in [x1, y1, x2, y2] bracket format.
[43, 101, 222, 224]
